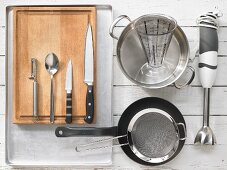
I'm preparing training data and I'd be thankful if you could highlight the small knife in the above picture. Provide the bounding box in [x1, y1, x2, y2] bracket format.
[84, 23, 94, 124]
[65, 60, 73, 124]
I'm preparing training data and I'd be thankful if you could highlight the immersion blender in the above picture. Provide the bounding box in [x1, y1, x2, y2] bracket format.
[194, 10, 222, 145]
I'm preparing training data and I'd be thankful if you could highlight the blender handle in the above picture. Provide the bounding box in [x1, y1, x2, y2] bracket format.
[109, 15, 131, 40]
[199, 26, 218, 88]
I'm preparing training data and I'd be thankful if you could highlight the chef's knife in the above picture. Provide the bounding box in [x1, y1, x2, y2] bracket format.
[65, 60, 73, 124]
[84, 23, 94, 124]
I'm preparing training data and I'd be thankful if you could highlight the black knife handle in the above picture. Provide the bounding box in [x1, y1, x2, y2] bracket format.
[65, 93, 72, 124]
[84, 85, 94, 124]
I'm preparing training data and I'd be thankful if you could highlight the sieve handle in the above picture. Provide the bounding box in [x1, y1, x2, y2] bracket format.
[109, 15, 131, 40]
[177, 123, 187, 140]
[75, 135, 128, 152]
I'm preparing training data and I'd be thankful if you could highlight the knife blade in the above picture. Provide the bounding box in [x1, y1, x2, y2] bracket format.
[84, 23, 94, 124]
[65, 59, 73, 124]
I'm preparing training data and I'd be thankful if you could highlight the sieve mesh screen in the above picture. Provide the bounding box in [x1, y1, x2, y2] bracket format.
[131, 112, 178, 158]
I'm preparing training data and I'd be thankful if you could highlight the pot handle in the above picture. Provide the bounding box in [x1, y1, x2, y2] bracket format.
[109, 15, 131, 40]
[174, 66, 195, 89]
[177, 123, 187, 140]
[174, 44, 198, 89]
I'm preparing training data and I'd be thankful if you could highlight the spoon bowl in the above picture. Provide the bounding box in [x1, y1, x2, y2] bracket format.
[45, 53, 59, 76]
[45, 53, 59, 123]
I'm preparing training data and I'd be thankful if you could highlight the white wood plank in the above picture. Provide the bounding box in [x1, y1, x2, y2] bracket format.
[1, 115, 227, 169]
[1, 0, 227, 27]
[0, 2, 5, 28]
[112, 27, 227, 56]
[112, 86, 227, 116]
[113, 56, 227, 86]
[1, 144, 227, 170]
[0, 27, 5, 56]
[0, 115, 5, 167]
[112, 27, 227, 42]
[1, 0, 227, 169]
[182, 27, 227, 42]
[113, 145, 227, 170]
[1, 26, 227, 56]
[0, 86, 5, 116]
[0, 56, 5, 85]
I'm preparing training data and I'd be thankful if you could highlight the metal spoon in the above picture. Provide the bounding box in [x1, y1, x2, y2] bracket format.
[45, 53, 59, 124]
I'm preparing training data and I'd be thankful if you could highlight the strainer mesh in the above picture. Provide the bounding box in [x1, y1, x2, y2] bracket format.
[131, 112, 178, 158]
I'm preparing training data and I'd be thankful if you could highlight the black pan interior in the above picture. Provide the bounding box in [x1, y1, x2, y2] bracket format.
[117, 97, 186, 166]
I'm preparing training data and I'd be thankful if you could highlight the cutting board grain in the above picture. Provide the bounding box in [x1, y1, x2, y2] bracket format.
[12, 6, 97, 124]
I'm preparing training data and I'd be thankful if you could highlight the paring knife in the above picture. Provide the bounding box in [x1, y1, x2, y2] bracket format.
[84, 23, 94, 124]
[65, 60, 73, 124]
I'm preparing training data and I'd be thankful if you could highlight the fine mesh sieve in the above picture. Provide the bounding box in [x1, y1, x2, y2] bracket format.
[130, 112, 178, 158]
[70, 110, 183, 164]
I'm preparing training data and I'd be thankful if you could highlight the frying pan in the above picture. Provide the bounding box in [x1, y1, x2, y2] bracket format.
[56, 97, 186, 165]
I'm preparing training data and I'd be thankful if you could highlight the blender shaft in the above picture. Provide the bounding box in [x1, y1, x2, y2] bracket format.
[203, 88, 210, 127]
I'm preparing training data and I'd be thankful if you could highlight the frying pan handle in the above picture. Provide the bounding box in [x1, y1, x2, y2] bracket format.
[177, 123, 187, 140]
[109, 15, 131, 40]
[55, 126, 118, 137]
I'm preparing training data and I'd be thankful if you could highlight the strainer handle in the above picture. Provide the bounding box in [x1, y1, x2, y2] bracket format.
[177, 123, 187, 140]
[109, 15, 131, 40]
[75, 135, 128, 152]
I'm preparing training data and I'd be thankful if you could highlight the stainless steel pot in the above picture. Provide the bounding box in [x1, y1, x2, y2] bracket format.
[109, 14, 195, 89]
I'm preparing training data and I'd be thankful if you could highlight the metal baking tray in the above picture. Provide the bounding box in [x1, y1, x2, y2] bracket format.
[5, 5, 113, 166]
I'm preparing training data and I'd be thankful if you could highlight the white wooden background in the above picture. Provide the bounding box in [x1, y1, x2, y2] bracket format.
[1, 0, 227, 169]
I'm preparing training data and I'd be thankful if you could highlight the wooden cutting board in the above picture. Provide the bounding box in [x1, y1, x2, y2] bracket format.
[12, 6, 97, 124]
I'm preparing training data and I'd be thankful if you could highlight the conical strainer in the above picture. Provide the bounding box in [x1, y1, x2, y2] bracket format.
[134, 14, 177, 82]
